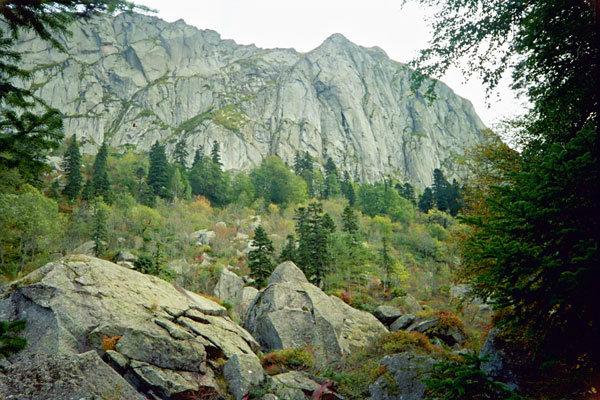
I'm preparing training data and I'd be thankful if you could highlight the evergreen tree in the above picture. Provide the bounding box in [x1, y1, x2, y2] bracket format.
[447, 179, 463, 217]
[81, 178, 93, 201]
[62, 135, 82, 201]
[295, 202, 334, 286]
[380, 237, 393, 290]
[396, 182, 416, 205]
[341, 171, 356, 206]
[248, 225, 275, 287]
[92, 199, 108, 257]
[418, 187, 434, 213]
[323, 157, 341, 199]
[342, 205, 359, 237]
[294, 152, 316, 197]
[192, 146, 205, 169]
[147, 141, 169, 199]
[432, 169, 450, 211]
[0, 319, 27, 357]
[90, 142, 111, 202]
[211, 141, 222, 167]
[189, 159, 230, 206]
[278, 234, 297, 263]
[48, 180, 61, 200]
[173, 139, 189, 170]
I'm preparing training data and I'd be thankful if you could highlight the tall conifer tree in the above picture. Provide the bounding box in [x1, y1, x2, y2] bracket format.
[62, 136, 82, 201]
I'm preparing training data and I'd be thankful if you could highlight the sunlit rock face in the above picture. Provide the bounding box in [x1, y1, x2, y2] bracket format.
[15, 12, 486, 187]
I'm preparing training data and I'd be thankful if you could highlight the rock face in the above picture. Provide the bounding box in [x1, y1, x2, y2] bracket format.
[245, 262, 387, 363]
[224, 353, 265, 400]
[369, 353, 435, 400]
[14, 12, 486, 187]
[0, 255, 260, 399]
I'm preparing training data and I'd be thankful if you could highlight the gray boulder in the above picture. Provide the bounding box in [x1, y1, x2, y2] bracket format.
[245, 262, 387, 363]
[0, 351, 144, 400]
[224, 353, 265, 400]
[193, 229, 216, 245]
[238, 286, 260, 320]
[480, 328, 519, 389]
[0, 255, 260, 399]
[397, 294, 423, 314]
[406, 317, 467, 347]
[369, 353, 435, 400]
[390, 314, 416, 332]
[116, 250, 138, 263]
[374, 305, 403, 325]
[213, 268, 245, 303]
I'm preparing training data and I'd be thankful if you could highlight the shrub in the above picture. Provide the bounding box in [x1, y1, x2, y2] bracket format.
[101, 335, 122, 351]
[260, 348, 315, 375]
[0, 319, 27, 357]
[424, 353, 523, 400]
[376, 331, 437, 356]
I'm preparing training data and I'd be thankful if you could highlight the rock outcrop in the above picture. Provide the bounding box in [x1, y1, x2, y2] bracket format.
[14, 12, 486, 187]
[0, 255, 260, 399]
[369, 353, 435, 400]
[245, 261, 387, 363]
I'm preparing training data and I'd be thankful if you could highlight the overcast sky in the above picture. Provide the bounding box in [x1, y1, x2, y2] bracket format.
[133, 0, 527, 127]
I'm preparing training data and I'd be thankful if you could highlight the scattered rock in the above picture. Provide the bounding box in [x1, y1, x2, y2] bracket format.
[245, 262, 387, 363]
[369, 352, 435, 400]
[224, 353, 265, 400]
[116, 250, 138, 263]
[193, 229, 216, 245]
[374, 305, 403, 325]
[390, 314, 416, 332]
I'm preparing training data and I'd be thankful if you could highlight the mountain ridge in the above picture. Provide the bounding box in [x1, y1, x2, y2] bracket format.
[14, 11, 486, 187]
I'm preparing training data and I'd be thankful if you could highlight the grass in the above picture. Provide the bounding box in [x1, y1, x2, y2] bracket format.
[212, 105, 249, 131]
[261, 348, 315, 375]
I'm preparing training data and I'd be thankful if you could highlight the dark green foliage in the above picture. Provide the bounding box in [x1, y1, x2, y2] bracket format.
[323, 157, 341, 199]
[432, 169, 449, 212]
[294, 151, 317, 197]
[411, 0, 600, 395]
[396, 182, 416, 204]
[133, 255, 156, 274]
[424, 353, 522, 400]
[278, 234, 297, 263]
[173, 139, 189, 170]
[147, 141, 170, 199]
[192, 146, 204, 169]
[341, 171, 356, 206]
[189, 157, 230, 206]
[446, 179, 463, 217]
[380, 237, 393, 289]
[90, 142, 111, 202]
[248, 225, 275, 287]
[0, 319, 27, 358]
[341, 205, 359, 237]
[418, 187, 434, 213]
[210, 141, 222, 167]
[62, 135, 82, 201]
[48, 179, 61, 199]
[295, 202, 334, 286]
[92, 199, 108, 257]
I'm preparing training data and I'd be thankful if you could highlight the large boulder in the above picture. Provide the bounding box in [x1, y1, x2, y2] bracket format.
[213, 268, 245, 303]
[374, 305, 403, 325]
[369, 353, 435, 400]
[480, 328, 519, 389]
[0, 255, 261, 399]
[224, 353, 265, 400]
[245, 262, 387, 363]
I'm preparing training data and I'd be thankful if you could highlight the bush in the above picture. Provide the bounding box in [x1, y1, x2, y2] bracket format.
[376, 331, 438, 356]
[424, 353, 523, 400]
[0, 319, 27, 357]
[260, 348, 315, 375]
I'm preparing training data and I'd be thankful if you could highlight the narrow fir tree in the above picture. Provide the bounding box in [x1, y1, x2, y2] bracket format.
[418, 187, 434, 213]
[147, 141, 169, 199]
[90, 142, 111, 202]
[323, 157, 341, 199]
[278, 234, 297, 263]
[341, 171, 356, 206]
[295, 202, 333, 286]
[92, 199, 109, 257]
[192, 146, 205, 169]
[342, 205, 359, 236]
[0, 319, 27, 357]
[173, 140, 189, 170]
[211, 141, 222, 167]
[432, 168, 450, 212]
[248, 225, 275, 287]
[380, 237, 393, 290]
[62, 136, 82, 201]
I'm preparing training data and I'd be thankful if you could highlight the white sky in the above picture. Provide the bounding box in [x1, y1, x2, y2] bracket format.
[133, 0, 527, 127]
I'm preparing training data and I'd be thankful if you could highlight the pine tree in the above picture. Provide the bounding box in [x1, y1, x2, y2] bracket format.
[278, 234, 297, 263]
[248, 225, 275, 287]
[173, 139, 189, 170]
[418, 187, 434, 213]
[432, 168, 450, 212]
[295, 202, 334, 286]
[380, 237, 393, 290]
[90, 142, 111, 202]
[323, 157, 341, 199]
[211, 141, 222, 167]
[81, 178, 93, 201]
[92, 199, 108, 257]
[62, 135, 82, 201]
[447, 179, 463, 216]
[396, 182, 416, 205]
[341, 171, 356, 206]
[342, 205, 359, 237]
[192, 146, 205, 169]
[147, 141, 169, 199]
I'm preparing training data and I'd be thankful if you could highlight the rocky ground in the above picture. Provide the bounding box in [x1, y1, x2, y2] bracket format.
[0, 255, 505, 399]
